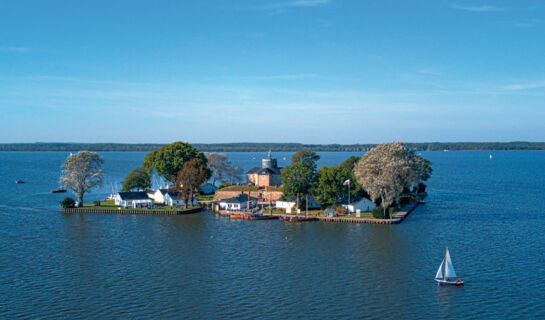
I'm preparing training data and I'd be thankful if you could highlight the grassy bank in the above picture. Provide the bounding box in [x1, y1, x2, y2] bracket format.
[82, 200, 200, 212]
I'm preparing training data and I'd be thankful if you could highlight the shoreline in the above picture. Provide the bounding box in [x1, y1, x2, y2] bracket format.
[60, 207, 202, 215]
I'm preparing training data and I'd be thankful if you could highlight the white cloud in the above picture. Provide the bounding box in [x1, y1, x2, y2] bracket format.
[0, 46, 31, 52]
[502, 81, 545, 91]
[450, 3, 505, 12]
[248, 0, 331, 12]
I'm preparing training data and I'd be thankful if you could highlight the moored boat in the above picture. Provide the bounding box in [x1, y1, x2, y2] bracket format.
[51, 188, 67, 193]
[288, 216, 317, 222]
[245, 214, 278, 220]
[230, 213, 246, 219]
[15, 180, 25, 184]
[435, 248, 464, 286]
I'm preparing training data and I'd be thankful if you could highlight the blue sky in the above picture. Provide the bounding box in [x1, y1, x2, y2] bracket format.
[1, 0, 544, 143]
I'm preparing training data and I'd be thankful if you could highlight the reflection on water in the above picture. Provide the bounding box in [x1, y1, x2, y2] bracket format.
[1, 151, 545, 319]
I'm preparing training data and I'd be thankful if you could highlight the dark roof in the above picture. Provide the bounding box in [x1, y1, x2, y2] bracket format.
[247, 167, 282, 175]
[118, 192, 152, 200]
[220, 194, 258, 203]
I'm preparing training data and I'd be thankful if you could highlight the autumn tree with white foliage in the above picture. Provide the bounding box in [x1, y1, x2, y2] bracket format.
[354, 142, 428, 218]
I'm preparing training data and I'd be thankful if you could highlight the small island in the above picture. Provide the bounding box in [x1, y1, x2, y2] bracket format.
[59, 141, 430, 224]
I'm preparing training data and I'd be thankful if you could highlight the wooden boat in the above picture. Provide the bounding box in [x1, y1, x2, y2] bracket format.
[245, 214, 278, 220]
[288, 216, 317, 222]
[230, 213, 246, 219]
[51, 188, 67, 193]
[435, 248, 464, 286]
[279, 216, 291, 221]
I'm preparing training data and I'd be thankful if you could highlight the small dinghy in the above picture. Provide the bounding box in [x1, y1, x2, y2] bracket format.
[435, 248, 464, 286]
[15, 180, 25, 184]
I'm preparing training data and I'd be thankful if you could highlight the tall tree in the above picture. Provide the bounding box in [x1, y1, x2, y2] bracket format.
[291, 150, 320, 173]
[121, 167, 151, 191]
[353, 142, 422, 218]
[281, 162, 314, 209]
[205, 153, 232, 186]
[142, 141, 210, 183]
[226, 165, 244, 185]
[59, 151, 104, 207]
[174, 158, 208, 207]
[314, 164, 365, 208]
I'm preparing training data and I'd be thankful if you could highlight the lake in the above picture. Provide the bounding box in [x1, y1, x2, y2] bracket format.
[1, 151, 544, 319]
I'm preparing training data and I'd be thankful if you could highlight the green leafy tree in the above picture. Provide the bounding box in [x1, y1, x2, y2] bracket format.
[281, 162, 314, 209]
[314, 164, 365, 208]
[59, 151, 104, 207]
[291, 150, 320, 173]
[121, 167, 151, 191]
[142, 141, 210, 183]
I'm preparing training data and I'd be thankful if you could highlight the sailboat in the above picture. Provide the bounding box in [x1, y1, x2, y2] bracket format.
[435, 248, 464, 286]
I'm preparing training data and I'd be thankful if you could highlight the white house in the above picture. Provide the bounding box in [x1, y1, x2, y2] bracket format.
[218, 194, 258, 211]
[164, 191, 198, 206]
[148, 189, 197, 206]
[114, 192, 153, 208]
[338, 197, 375, 213]
[276, 196, 320, 211]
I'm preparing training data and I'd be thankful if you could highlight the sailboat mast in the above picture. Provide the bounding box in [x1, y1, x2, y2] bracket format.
[444, 248, 447, 281]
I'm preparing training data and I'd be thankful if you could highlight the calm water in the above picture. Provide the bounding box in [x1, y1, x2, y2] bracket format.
[1, 151, 545, 319]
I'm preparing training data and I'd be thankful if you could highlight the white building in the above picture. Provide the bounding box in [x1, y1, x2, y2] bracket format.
[218, 194, 258, 211]
[148, 189, 197, 206]
[164, 192, 198, 206]
[276, 196, 320, 211]
[338, 197, 375, 213]
[114, 192, 153, 208]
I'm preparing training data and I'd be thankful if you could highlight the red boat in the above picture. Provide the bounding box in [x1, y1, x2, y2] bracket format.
[51, 188, 67, 193]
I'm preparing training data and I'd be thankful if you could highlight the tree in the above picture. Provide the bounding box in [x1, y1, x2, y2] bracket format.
[291, 150, 320, 173]
[281, 162, 314, 209]
[174, 158, 208, 207]
[121, 167, 151, 191]
[59, 151, 104, 207]
[205, 153, 232, 186]
[340, 156, 360, 172]
[226, 165, 244, 185]
[353, 142, 422, 218]
[142, 141, 210, 183]
[314, 165, 351, 208]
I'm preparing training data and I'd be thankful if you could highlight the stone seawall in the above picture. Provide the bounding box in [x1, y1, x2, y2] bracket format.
[214, 190, 283, 202]
[60, 207, 202, 215]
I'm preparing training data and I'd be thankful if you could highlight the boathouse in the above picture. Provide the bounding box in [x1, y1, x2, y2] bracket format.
[218, 194, 258, 211]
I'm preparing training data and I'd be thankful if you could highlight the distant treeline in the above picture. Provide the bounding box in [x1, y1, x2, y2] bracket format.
[1, 142, 545, 152]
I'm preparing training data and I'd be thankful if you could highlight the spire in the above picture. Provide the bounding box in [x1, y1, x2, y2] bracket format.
[268, 149, 272, 159]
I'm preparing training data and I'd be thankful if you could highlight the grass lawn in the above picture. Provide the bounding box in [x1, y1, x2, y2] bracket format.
[197, 194, 214, 201]
[82, 200, 200, 212]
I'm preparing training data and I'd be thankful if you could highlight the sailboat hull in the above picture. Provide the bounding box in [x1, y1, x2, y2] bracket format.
[435, 279, 464, 286]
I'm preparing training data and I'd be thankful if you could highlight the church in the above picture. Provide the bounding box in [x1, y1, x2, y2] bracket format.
[246, 151, 282, 187]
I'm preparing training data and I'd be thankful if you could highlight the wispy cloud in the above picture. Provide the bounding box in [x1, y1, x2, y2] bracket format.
[0, 46, 31, 53]
[246, 0, 331, 13]
[502, 80, 545, 91]
[450, 3, 505, 12]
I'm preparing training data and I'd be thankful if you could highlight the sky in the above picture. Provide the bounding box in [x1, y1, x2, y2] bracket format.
[1, 0, 544, 144]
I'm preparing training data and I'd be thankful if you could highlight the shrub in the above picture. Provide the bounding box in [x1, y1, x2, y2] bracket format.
[335, 205, 347, 215]
[61, 197, 76, 208]
[94, 200, 101, 206]
[218, 181, 230, 189]
[372, 206, 396, 219]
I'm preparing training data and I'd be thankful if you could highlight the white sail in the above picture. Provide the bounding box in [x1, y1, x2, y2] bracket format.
[444, 249, 457, 279]
[435, 259, 444, 279]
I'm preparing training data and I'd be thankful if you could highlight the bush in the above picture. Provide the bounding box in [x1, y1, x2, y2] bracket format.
[335, 205, 347, 215]
[372, 206, 396, 219]
[61, 197, 76, 208]
[218, 181, 230, 189]
[94, 200, 101, 206]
